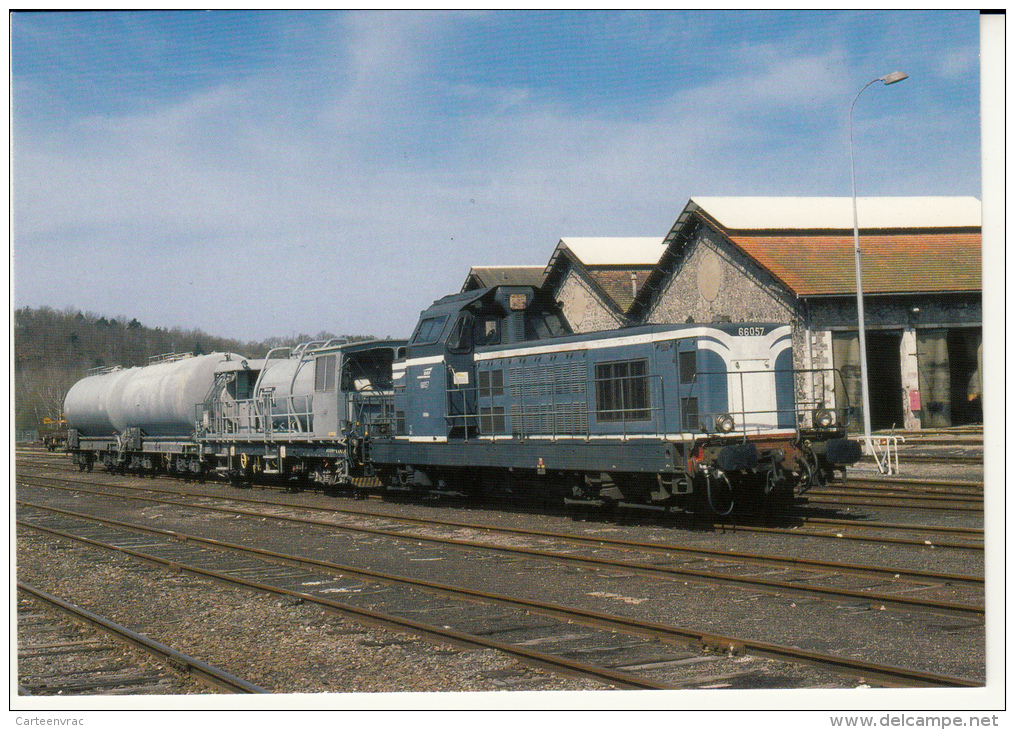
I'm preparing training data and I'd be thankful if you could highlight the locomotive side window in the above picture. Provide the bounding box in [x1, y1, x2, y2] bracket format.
[412, 316, 448, 344]
[478, 369, 504, 398]
[679, 350, 697, 384]
[474, 316, 502, 347]
[314, 354, 337, 392]
[595, 359, 650, 422]
[681, 396, 699, 431]
[447, 314, 474, 353]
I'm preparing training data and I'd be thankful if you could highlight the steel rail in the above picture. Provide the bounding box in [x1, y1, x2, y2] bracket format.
[16, 503, 980, 689]
[18, 468, 986, 551]
[845, 475, 984, 491]
[16, 481, 985, 617]
[803, 493, 983, 513]
[16, 515, 669, 690]
[17, 582, 269, 694]
[815, 486, 983, 502]
[17, 474, 985, 589]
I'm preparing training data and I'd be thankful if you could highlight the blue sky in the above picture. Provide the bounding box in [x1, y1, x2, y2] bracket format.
[12, 10, 984, 343]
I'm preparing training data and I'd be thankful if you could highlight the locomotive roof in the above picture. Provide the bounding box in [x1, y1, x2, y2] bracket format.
[423, 285, 538, 313]
[473, 320, 788, 355]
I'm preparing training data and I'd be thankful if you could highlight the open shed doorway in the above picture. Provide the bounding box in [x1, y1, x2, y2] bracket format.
[866, 330, 905, 432]
[832, 329, 904, 433]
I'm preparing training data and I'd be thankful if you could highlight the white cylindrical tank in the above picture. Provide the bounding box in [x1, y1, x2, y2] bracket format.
[64, 353, 243, 438]
[254, 356, 314, 429]
[63, 367, 136, 437]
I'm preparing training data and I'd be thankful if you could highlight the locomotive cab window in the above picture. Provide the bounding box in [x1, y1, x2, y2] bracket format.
[341, 349, 396, 392]
[595, 359, 651, 422]
[525, 308, 571, 340]
[473, 315, 502, 347]
[315, 354, 337, 392]
[412, 316, 448, 345]
[447, 313, 474, 353]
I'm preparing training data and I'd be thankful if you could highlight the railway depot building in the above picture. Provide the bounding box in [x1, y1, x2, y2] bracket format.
[626, 197, 983, 432]
[540, 237, 667, 332]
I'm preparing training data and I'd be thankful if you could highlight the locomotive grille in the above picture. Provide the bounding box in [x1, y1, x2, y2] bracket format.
[507, 361, 588, 436]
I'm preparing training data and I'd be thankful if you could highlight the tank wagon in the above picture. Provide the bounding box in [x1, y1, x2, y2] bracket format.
[63, 284, 860, 513]
[65, 340, 406, 486]
[64, 353, 244, 473]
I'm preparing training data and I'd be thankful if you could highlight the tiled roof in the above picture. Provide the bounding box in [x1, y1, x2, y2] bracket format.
[586, 268, 655, 313]
[728, 232, 982, 296]
[462, 266, 546, 291]
[629, 197, 982, 318]
[544, 237, 667, 315]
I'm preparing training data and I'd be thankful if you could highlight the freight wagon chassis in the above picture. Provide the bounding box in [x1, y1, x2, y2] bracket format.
[198, 438, 378, 495]
[67, 430, 206, 479]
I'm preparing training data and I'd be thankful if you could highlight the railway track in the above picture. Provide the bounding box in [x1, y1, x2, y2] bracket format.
[19, 471, 986, 584]
[19, 454, 985, 550]
[17, 583, 266, 695]
[19, 482, 986, 626]
[803, 487, 983, 514]
[15, 498, 980, 689]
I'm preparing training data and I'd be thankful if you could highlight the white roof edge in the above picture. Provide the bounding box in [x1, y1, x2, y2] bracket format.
[469, 265, 545, 270]
[556, 236, 668, 266]
[688, 196, 982, 230]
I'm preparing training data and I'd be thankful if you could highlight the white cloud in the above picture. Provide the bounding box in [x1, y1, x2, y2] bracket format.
[12, 14, 981, 341]
[938, 46, 978, 80]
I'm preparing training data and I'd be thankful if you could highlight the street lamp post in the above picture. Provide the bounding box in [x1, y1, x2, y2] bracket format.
[849, 71, 907, 458]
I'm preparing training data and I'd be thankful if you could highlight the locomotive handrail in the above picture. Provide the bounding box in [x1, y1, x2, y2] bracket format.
[688, 366, 853, 434]
[199, 391, 315, 441]
[251, 346, 293, 396]
[87, 364, 123, 376]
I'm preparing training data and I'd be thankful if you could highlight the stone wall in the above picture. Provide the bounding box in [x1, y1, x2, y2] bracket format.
[645, 227, 797, 328]
[553, 263, 626, 333]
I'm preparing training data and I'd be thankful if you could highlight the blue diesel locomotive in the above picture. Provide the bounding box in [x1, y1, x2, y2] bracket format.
[63, 283, 861, 514]
[369, 284, 860, 513]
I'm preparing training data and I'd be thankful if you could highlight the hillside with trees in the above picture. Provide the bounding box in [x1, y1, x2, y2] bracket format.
[14, 306, 373, 433]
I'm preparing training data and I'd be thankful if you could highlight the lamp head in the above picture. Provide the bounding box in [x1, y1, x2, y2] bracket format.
[880, 71, 908, 85]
